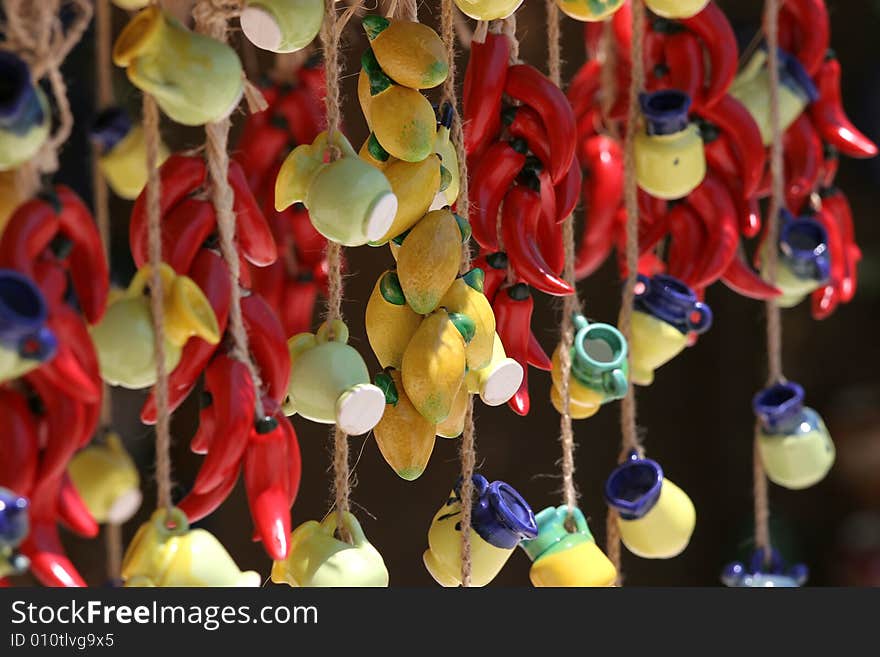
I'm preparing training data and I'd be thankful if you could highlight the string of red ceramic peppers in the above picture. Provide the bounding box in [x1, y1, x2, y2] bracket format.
[464, 29, 579, 416]
[568, 0, 874, 318]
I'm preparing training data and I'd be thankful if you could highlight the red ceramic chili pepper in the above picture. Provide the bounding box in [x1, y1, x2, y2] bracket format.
[468, 139, 527, 251]
[810, 284, 839, 320]
[504, 64, 577, 185]
[299, 59, 327, 102]
[244, 417, 292, 561]
[37, 304, 101, 405]
[566, 59, 601, 119]
[21, 511, 87, 587]
[281, 275, 319, 336]
[820, 144, 839, 188]
[680, 2, 737, 109]
[575, 135, 624, 279]
[0, 388, 39, 496]
[274, 86, 325, 146]
[190, 393, 216, 455]
[774, 0, 829, 78]
[700, 94, 767, 199]
[576, 107, 601, 163]
[473, 251, 509, 303]
[227, 159, 278, 267]
[140, 249, 231, 424]
[504, 106, 551, 168]
[821, 188, 858, 302]
[661, 29, 705, 109]
[526, 166, 564, 275]
[685, 171, 739, 288]
[249, 258, 285, 316]
[242, 292, 291, 404]
[527, 331, 552, 372]
[130, 154, 208, 264]
[555, 158, 582, 223]
[721, 250, 781, 300]
[666, 202, 705, 283]
[783, 113, 822, 212]
[159, 198, 217, 274]
[463, 32, 510, 158]
[810, 204, 846, 302]
[179, 465, 241, 523]
[702, 126, 740, 181]
[611, 0, 634, 63]
[809, 54, 878, 159]
[501, 185, 573, 296]
[191, 354, 256, 494]
[234, 119, 291, 192]
[278, 415, 302, 509]
[289, 202, 327, 267]
[493, 283, 533, 416]
[57, 473, 99, 538]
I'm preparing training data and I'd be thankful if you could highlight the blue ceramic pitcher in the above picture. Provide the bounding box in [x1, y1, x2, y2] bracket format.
[722, 548, 808, 587]
[0, 488, 29, 578]
[0, 269, 57, 384]
[768, 210, 830, 308]
[0, 51, 51, 171]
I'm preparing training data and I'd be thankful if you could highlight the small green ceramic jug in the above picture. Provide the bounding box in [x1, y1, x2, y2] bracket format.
[0, 51, 51, 171]
[275, 132, 397, 246]
[271, 512, 389, 587]
[90, 263, 220, 389]
[113, 6, 244, 126]
[284, 319, 386, 435]
[240, 0, 324, 53]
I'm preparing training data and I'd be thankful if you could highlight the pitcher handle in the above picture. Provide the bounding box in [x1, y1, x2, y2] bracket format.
[321, 511, 367, 547]
[18, 326, 56, 362]
[686, 302, 713, 334]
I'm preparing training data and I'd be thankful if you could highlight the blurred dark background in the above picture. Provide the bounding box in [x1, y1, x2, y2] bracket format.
[35, 0, 880, 586]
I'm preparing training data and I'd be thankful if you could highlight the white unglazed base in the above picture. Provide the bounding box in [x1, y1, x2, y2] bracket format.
[480, 358, 523, 406]
[364, 192, 398, 243]
[106, 488, 143, 524]
[336, 384, 386, 435]
[240, 6, 284, 53]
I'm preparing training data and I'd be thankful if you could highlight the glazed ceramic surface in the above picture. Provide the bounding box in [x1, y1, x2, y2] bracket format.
[556, 0, 625, 21]
[68, 434, 142, 524]
[644, 0, 708, 18]
[271, 512, 389, 587]
[240, 0, 324, 54]
[0, 488, 29, 578]
[763, 211, 830, 308]
[92, 107, 169, 199]
[0, 269, 57, 384]
[0, 51, 51, 171]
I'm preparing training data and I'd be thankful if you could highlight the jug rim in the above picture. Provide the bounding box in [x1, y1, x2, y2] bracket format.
[604, 454, 664, 520]
[639, 89, 692, 136]
[0, 269, 48, 334]
[753, 381, 805, 432]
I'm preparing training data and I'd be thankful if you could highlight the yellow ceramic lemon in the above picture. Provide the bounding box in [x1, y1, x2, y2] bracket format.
[556, 0, 626, 21]
[373, 369, 437, 479]
[401, 310, 473, 423]
[396, 208, 469, 314]
[370, 152, 442, 244]
[361, 48, 436, 162]
[123, 508, 260, 587]
[453, 0, 523, 21]
[362, 16, 448, 90]
[358, 67, 373, 127]
[271, 512, 388, 587]
[91, 263, 220, 389]
[113, 7, 243, 126]
[438, 269, 496, 371]
[465, 333, 523, 407]
[68, 434, 142, 524]
[365, 271, 422, 369]
[644, 0, 709, 19]
[433, 119, 460, 207]
[435, 380, 470, 438]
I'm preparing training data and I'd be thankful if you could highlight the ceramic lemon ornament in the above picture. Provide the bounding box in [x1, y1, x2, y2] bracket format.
[453, 0, 523, 21]
[401, 310, 473, 423]
[373, 369, 437, 480]
[438, 269, 496, 371]
[435, 380, 470, 438]
[365, 270, 422, 369]
[362, 16, 448, 90]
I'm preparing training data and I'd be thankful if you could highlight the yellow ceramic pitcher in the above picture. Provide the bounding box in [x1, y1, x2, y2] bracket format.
[91, 263, 220, 389]
[113, 7, 244, 126]
[68, 434, 142, 524]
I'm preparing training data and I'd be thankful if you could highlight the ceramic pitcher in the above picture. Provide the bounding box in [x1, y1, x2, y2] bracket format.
[764, 210, 830, 308]
[91, 263, 220, 389]
[722, 548, 808, 587]
[731, 47, 818, 145]
[424, 474, 537, 587]
[240, 0, 324, 54]
[122, 508, 260, 587]
[551, 314, 628, 419]
[0, 51, 50, 171]
[629, 273, 712, 385]
[0, 488, 29, 579]
[68, 433, 142, 524]
[555, 0, 625, 21]
[634, 90, 706, 200]
[271, 512, 389, 587]
[605, 451, 696, 559]
[284, 319, 386, 435]
[113, 6, 244, 126]
[0, 269, 57, 385]
[754, 381, 835, 490]
[92, 106, 169, 200]
[521, 505, 617, 587]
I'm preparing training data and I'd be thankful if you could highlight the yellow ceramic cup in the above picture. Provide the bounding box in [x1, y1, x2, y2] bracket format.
[271, 512, 389, 587]
[605, 453, 696, 559]
[68, 434, 142, 524]
[122, 508, 260, 587]
[93, 108, 170, 200]
[113, 7, 244, 126]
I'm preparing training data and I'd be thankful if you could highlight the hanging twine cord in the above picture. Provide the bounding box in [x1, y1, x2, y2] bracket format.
[319, 0, 364, 543]
[545, 0, 581, 519]
[754, 0, 784, 563]
[441, 0, 478, 588]
[606, 0, 646, 578]
[599, 19, 619, 140]
[495, 15, 518, 287]
[2, 0, 92, 192]
[193, 0, 268, 428]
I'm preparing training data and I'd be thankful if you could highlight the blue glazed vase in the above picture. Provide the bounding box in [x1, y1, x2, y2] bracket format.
[0, 269, 57, 384]
[0, 487, 30, 578]
[770, 210, 831, 308]
[753, 381, 835, 490]
[0, 51, 51, 171]
[721, 548, 808, 587]
[468, 474, 538, 549]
